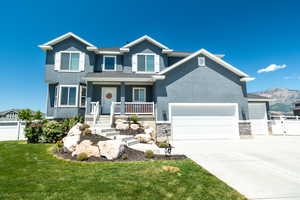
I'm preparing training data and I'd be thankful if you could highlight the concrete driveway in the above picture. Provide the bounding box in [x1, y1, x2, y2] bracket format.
[172, 136, 300, 200]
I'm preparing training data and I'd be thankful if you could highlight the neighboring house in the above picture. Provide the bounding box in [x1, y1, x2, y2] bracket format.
[0, 109, 19, 120]
[293, 101, 300, 116]
[39, 32, 271, 139]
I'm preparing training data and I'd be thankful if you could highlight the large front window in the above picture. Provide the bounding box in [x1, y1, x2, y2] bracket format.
[59, 86, 78, 106]
[60, 52, 80, 71]
[137, 54, 154, 72]
[103, 56, 116, 71]
[133, 88, 146, 102]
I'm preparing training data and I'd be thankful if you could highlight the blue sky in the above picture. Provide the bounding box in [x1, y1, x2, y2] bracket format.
[0, 0, 299, 112]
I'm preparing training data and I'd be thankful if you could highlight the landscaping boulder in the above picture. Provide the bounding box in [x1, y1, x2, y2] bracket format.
[97, 140, 125, 160]
[130, 123, 139, 131]
[62, 123, 82, 151]
[143, 123, 150, 129]
[116, 123, 129, 130]
[156, 136, 168, 143]
[145, 127, 155, 137]
[135, 133, 152, 143]
[72, 140, 100, 158]
[115, 119, 127, 124]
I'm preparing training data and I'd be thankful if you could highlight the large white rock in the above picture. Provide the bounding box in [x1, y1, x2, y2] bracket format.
[63, 123, 82, 151]
[97, 140, 125, 160]
[145, 127, 154, 137]
[115, 119, 127, 124]
[72, 140, 100, 157]
[143, 123, 150, 129]
[116, 123, 129, 130]
[130, 123, 140, 130]
[135, 133, 152, 143]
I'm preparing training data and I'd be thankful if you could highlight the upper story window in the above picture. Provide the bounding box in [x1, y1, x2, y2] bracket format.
[103, 55, 116, 71]
[198, 56, 205, 67]
[54, 51, 85, 72]
[132, 53, 159, 73]
[59, 85, 78, 107]
[137, 54, 154, 72]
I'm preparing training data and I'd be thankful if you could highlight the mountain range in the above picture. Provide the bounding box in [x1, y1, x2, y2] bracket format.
[251, 88, 300, 114]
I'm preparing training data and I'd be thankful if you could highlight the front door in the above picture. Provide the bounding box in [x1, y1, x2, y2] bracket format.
[101, 87, 117, 114]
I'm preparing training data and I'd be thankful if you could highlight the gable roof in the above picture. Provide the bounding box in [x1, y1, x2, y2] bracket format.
[38, 32, 96, 50]
[122, 35, 171, 50]
[159, 48, 252, 79]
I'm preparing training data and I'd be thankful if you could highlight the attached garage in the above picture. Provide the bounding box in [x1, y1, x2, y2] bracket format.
[170, 103, 239, 140]
[248, 102, 268, 135]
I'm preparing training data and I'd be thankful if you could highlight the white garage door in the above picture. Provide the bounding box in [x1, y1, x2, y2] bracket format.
[170, 103, 239, 140]
[248, 103, 268, 135]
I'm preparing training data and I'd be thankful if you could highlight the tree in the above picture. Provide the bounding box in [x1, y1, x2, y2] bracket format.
[18, 109, 33, 121]
[33, 111, 43, 120]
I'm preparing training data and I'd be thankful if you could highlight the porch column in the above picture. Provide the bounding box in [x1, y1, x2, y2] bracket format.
[120, 82, 126, 115]
[86, 81, 93, 114]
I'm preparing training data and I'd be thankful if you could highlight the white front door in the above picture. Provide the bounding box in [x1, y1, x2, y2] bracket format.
[101, 87, 117, 114]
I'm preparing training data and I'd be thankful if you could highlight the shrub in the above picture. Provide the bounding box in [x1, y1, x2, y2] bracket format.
[82, 129, 92, 136]
[61, 117, 83, 133]
[130, 115, 138, 123]
[121, 154, 128, 160]
[79, 124, 90, 131]
[42, 121, 65, 143]
[25, 122, 43, 143]
[77, 153, 88, 161]
[144, 150, 154, 159]
[56, 141, 64, 148]
[33, 111, 43, 120]
[158, 142, 169, 148]
[18, 109, 33, 121]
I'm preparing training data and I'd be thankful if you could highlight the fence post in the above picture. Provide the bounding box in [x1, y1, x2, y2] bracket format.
[16, 121, 21, 140]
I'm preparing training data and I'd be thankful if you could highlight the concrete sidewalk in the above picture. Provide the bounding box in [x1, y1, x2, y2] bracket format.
[172, 136, 300, 200]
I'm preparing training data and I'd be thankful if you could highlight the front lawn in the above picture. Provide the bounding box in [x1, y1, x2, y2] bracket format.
[0, 141, 246, 200]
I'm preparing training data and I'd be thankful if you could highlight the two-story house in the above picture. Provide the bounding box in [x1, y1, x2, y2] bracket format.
[39, 32, 271, 139]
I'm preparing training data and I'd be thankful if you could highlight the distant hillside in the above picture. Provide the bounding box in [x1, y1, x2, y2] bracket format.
[252, 88, 300, 114]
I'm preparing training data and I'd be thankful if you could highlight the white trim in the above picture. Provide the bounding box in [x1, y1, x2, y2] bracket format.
[83, 77, 156, 82]
[79, 85, 87, 108]
[38, 32, 96, 50]
[135, 53, 156, 73]
[103, 55, 117, 71]
[240, 77, 255, 82]
[159, 48, 250, 78]
[162, 49, 174, 54]
[123, 35, 170, 50]
[248, 98, 273, 102]
[58, 85, 79, 107]
[58, 51, 81, 72]
[98, 51, 121, 55]
[132, 87, 146, 102]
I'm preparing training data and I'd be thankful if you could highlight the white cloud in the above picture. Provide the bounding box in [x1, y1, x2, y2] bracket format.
[257, 64, 287, 73]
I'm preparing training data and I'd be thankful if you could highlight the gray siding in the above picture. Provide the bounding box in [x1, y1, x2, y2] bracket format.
[123, 40, 168, 72]
[154, 54, 249, 121]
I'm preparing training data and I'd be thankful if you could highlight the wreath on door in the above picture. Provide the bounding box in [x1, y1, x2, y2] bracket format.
[106, 93, 112, 99]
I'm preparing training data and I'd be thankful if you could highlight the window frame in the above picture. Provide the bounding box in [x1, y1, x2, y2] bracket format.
[198, 56, 206, 67]
[58, 85, 79, 107]
[132, 87, 146, 102]
[59, 51, 81, 72]
[103, 55, 117, 71]
[136, 53, 156, 73]
[79, 85, 87, 108]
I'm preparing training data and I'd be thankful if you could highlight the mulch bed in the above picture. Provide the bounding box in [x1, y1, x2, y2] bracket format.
[54, 134, 186, 162]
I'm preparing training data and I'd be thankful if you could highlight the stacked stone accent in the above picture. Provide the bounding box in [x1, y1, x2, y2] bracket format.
[239, 121, 252, 136]
[156, 122, 171, 137]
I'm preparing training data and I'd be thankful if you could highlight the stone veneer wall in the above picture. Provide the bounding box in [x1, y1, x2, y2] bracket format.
[156, 122, 171, 137]
[239, 121, 252, 136]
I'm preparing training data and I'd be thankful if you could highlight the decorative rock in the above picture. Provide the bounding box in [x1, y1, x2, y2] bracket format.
[143, 123, 150, 129]
[156, 136, 168, 143]
[130, 123, 139, 130]
[97, 140, 125, 160]
[71, 140, 100, 157]
[145, 127, 155, 137]
[116, 123, 129, 130]
[115, 119, 127, 124]
[62, 123, 82, 152]
[135, 133, 152, 143]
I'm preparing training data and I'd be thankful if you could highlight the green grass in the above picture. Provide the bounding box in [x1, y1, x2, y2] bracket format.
[0, 141, 246, 200]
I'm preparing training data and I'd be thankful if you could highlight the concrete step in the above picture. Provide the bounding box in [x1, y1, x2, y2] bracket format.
[105, 131, 120, 137]
[126, 138, 139, 146]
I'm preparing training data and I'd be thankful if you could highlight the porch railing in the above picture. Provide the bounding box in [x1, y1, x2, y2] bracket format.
[90, 102, 100, 126]
[113, 102, 155, 115]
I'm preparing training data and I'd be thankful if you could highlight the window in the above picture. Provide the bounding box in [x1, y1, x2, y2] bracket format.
[137, 54, 155, 72]
[198, 56, 205, 66]
[133, 88, 146, 102]
[59, 85, 78, 106]
[60, 52, 80, 71]
[80, 85, 87, 107]
[103, 56, 116, 71]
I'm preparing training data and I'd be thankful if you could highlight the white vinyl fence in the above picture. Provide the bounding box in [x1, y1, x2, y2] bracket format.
[271, 116, 300, 136]
[0, 121, 26, 141]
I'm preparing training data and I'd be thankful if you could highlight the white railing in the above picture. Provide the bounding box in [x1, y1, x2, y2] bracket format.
[112, 102, 154, 115]
[90, 102, 100, 126]
[110, 102, 116, 126]
[270, 115, 300, 136]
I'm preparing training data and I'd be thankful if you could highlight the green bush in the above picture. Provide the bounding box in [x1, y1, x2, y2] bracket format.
[25, 122, 43, 143]
[144, 150, 154, 159]
[42, 121, 65, 143]
[33, 111, 43, 120]
[77, 153, 88, 161]
[130, 115, 138, 123]
[82, 128, 92, 136]
[56, 141, 64, 148]
[18, 109, 33, 121]
[62, 117, 84, 133]
[79, 124, 90, 131]
[121, 154, 128, 160]
[157, 142, 169, 148]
